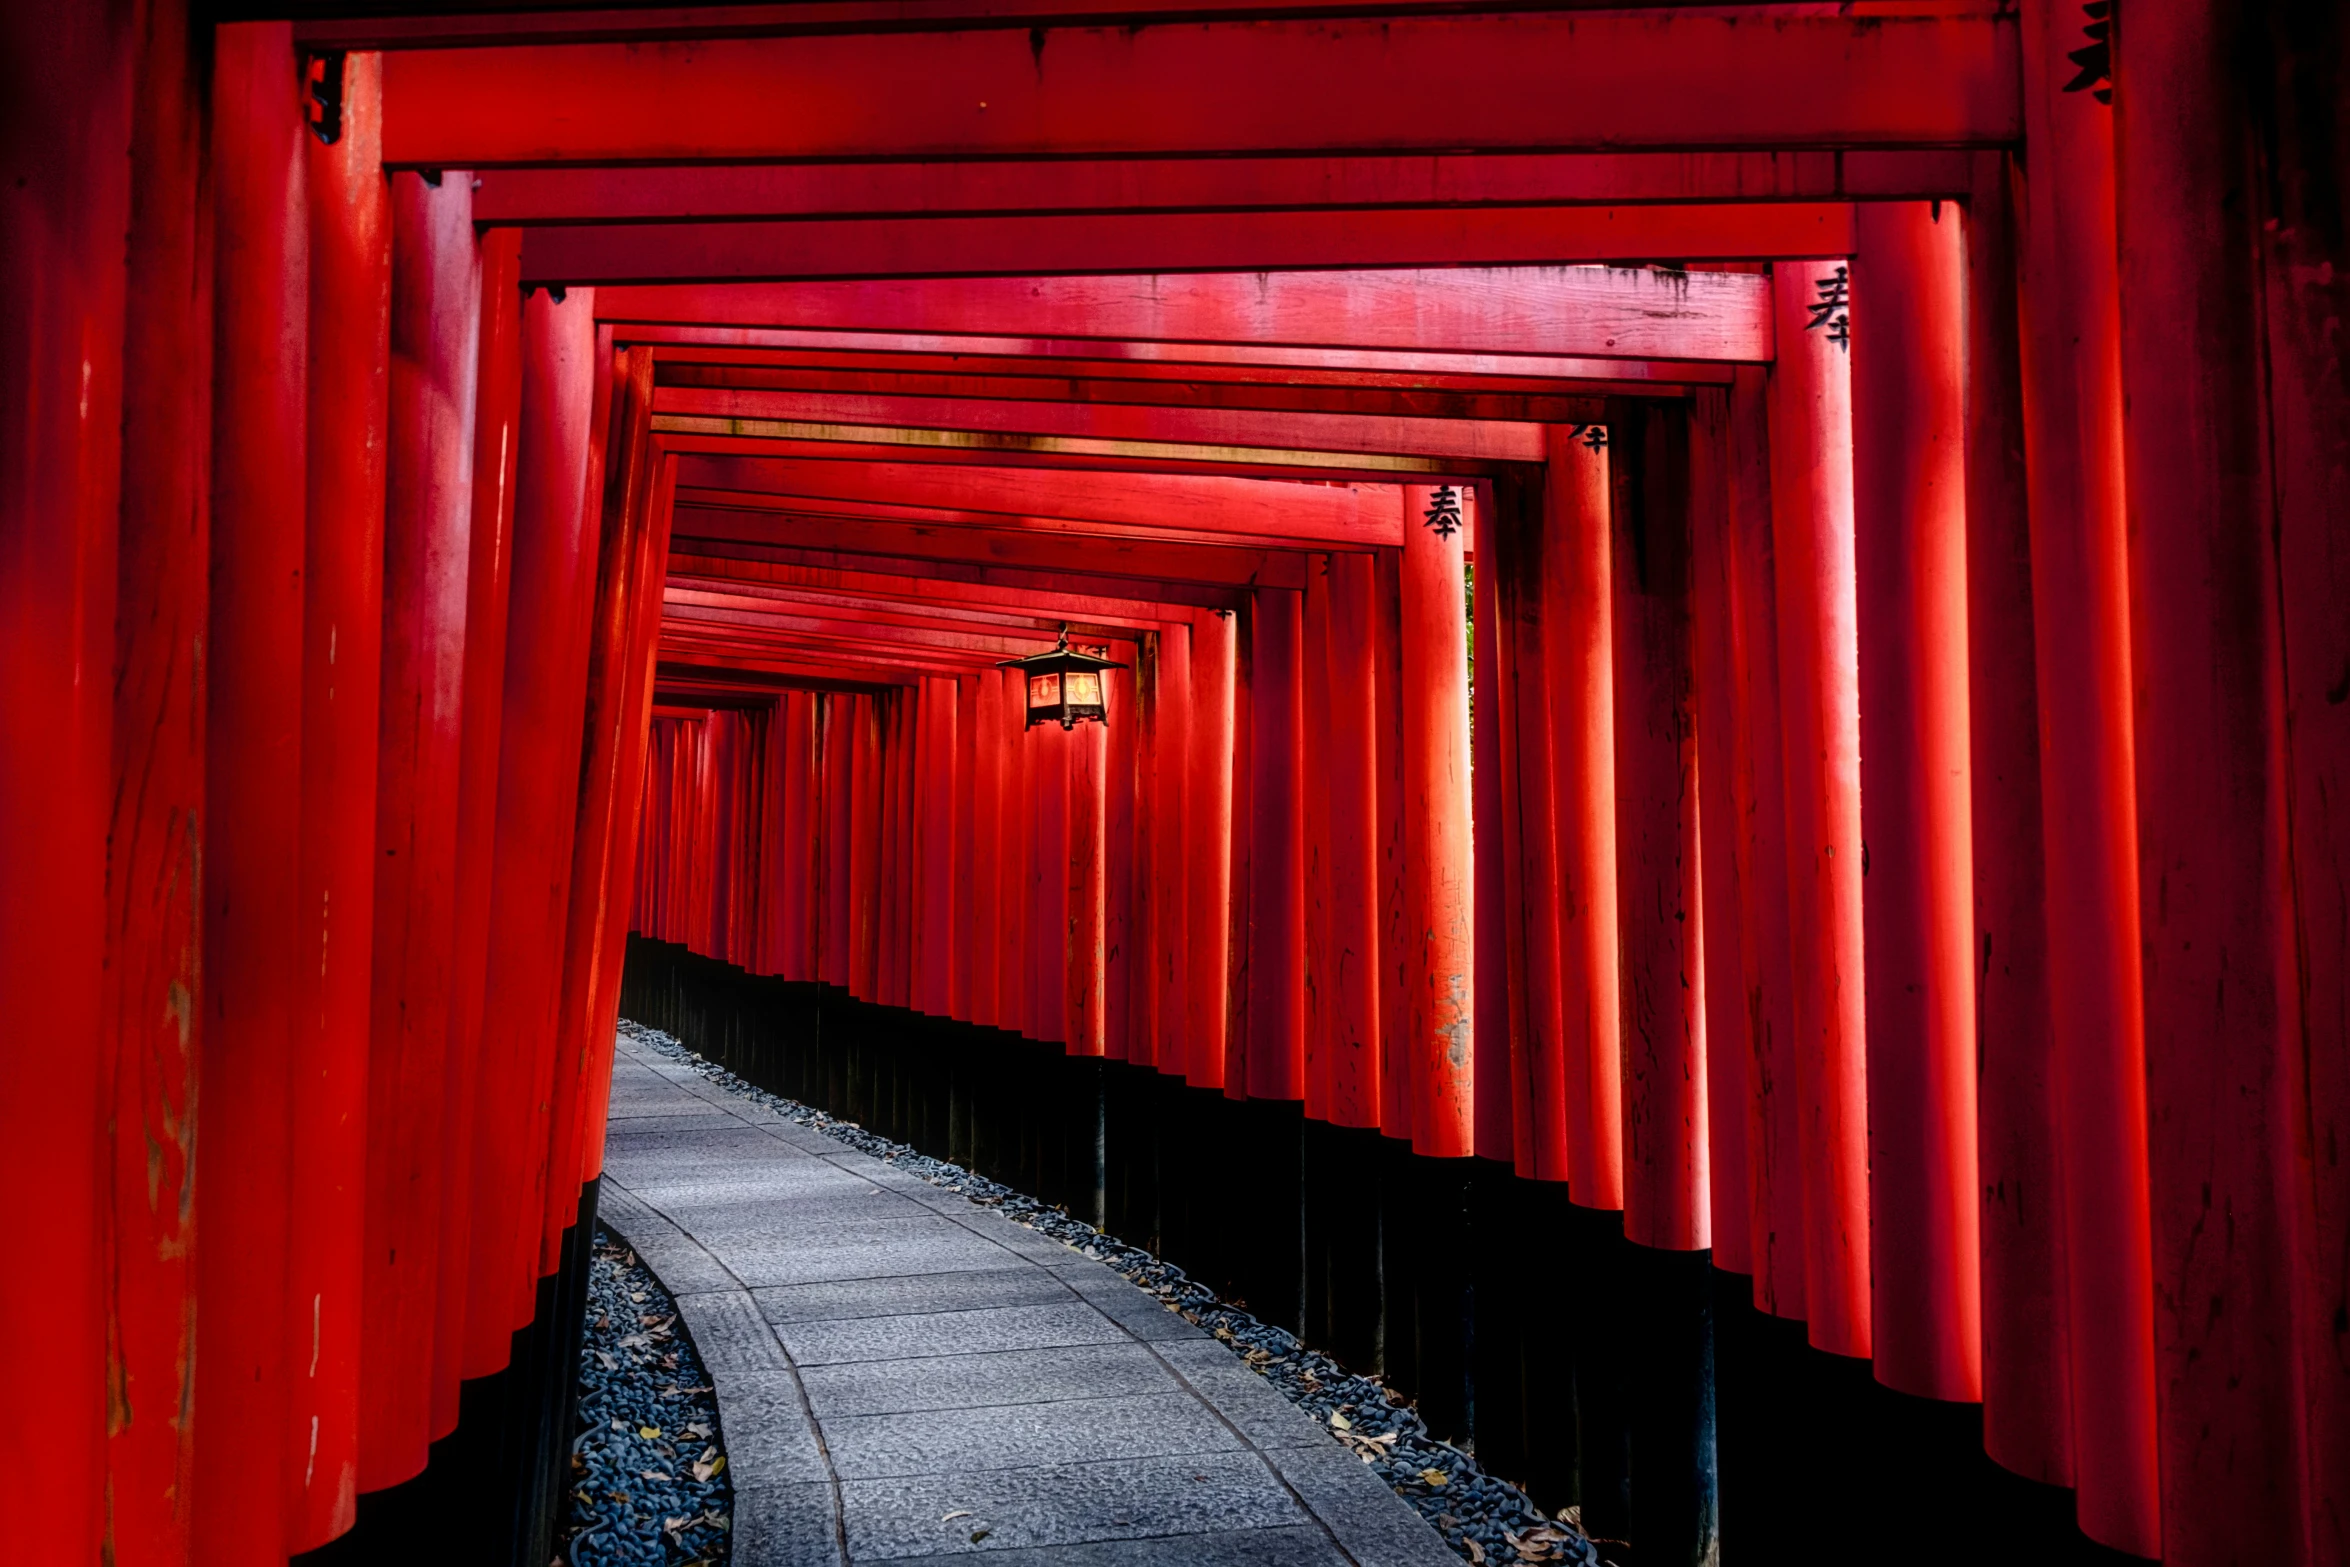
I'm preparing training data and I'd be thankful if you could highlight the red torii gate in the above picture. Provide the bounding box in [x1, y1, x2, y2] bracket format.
[3, 6, 2343, 1567]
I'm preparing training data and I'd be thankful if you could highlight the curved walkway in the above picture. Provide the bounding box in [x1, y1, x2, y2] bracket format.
[599, 1034, 1463, 1567]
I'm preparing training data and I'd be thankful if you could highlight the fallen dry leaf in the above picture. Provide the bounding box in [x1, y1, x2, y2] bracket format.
[1420, 1468, 1449, 1487]
[639, 1425, 661, 1440]
[1329, 1412, 1352, 1430]
[941, 1511, 971, 1523]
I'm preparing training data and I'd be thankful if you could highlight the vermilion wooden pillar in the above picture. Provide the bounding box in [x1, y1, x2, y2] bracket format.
[468, 284, 600, 1364]
[1248, 588, 1308, 1101]
[968, 674, 1004, 1027]
[997, 670, 1031, 1036]
[541, 347, 653, 1272]
[1373, 554, 1413, 1142]
[194, 25, 308, 1561]
[1690, 390, 1754, 1277]
[1069, 716, 1111, 1054]
[1400, 484, 1474, 1157]
[292, 51, 389, 1544]
[104, 3, 210, 1551]
[2012, 0, 2155, 1536]
[1225, 600, 1256, 1091]
[916, 675, 958, 1016]
[1326, 555, 1384, 1129]
[1544, 430, 1625, 1205]
[1501, 464, 1571, 1183]
[1304, 568, 1335, 1118]
[360, 167, 479, 1489]
[2256, 18, 2350, 1559]
[823, 692, 855, 988]
[2116, 5, 2313, 1560]
[1153, 624, 1194, 1079]
[1470, 505, 1515, 1163]
[1851, 202, 1980, 1403]
[1723, 366, 1804, 1318]
[1031, 717, 1072, 1044]
[565, 427, 679, 1233]
[1767, 259, 1871, 1361]
[1611, 405, 1709, 1253]
[1105, 661, 1138, 1059]
[952, 675, 981, 1019]
[2, 3, 134, 1557]
[434, 222, 521, 1439]
[1188, 613, 1237, 1092]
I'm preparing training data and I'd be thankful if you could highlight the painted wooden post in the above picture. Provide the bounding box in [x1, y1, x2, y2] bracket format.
[1470, 500, 1515, 1164]
[1610, 403, 1709, 1253]
[2115, 4, 2319, 1559]
[1068, 715, 1110, 1054]
[1248, 587, 1308, 1102]
[1502, 461, 1571, 1184]
[1400, 484, 1474, 1157]
[1767, 259, 1871, 1361]
[469, 284, 600, 1365]
[1544, 428, 1625, 1206]
[2, 3, 136, 1557]
[1690, 389, 1754, 1277]
[291, 51, 390, 1543]
[2010, 0, 2155, 1537]
[1722, 366, 1805, 1319]
[103, 5, 211, 1550]
[1154, 623, 1194, 1080]
[1851, 200, 1980, 1403]
[1326, 554, 1385, 1130]
[952, 675, 981, 1019]
[433, 221, 520, 1440]
[1304, 566, 1335, 1121]
[1188, 612, 1237, 1092]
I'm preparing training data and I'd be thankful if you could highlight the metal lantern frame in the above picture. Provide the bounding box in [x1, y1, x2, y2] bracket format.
[1001, 627, 1127, 730]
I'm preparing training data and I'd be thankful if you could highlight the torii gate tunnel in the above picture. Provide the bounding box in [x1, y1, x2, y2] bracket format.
[2, 3, 2346, 1565]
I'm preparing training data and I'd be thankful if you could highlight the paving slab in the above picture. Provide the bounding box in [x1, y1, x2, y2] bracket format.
[596, 1034, 1459, 1567]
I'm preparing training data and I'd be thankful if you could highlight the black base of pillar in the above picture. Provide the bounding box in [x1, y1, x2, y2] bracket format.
[295, 1178, 600, 1567]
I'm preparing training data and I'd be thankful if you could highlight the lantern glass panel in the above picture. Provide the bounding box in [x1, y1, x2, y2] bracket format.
[1027, 672, 1061, 706]
[1064, 670, 1103, 707]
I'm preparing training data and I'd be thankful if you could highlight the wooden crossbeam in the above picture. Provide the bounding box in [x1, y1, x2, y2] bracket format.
[381, 9, 2017, 164]
[605, 265, 1773, 362]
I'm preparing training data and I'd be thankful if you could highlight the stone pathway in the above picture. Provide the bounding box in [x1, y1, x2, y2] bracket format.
[599, 1035, 1464, 1567]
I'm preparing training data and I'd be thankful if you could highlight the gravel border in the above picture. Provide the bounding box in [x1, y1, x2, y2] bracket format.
[565, 1226, 735, 1566]
[614, 1018, 1605, 1567]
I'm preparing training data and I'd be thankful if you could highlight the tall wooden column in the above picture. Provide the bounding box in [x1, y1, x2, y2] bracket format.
[1326, 555, 1385, 1129]
[1400, 484, 1475, 1157]
[1851, 201, 1980, 1403]
[2013, 0, 2156, 1538]
[1544, 431, 1625, 1205]
[194, 26, 311, 1561]
[1768, 259, 1871, 1361]
[1188, 612, 1237, 1092]
[2, 2, 136, 1557]
[2115, 4, 2326, 1560]
[1248, 587, 1308, 1101]
[360, 167, 480, 1488]
[293, 52, 390, 1543]
[1612, 402, 1709, 1254]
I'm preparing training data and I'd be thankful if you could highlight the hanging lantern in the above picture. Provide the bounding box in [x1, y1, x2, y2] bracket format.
[1001, 627, 1126, 730]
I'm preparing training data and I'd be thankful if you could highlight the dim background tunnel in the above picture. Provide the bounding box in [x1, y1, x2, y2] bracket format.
[3, 4, 2347, 1567]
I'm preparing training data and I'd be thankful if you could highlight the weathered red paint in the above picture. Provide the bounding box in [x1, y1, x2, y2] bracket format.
[1247, 589, 1308, 1101]
[292, 50, 390, 1543]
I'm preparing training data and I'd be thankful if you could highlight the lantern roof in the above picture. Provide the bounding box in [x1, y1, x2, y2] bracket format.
[998, 628, 1128, 674]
